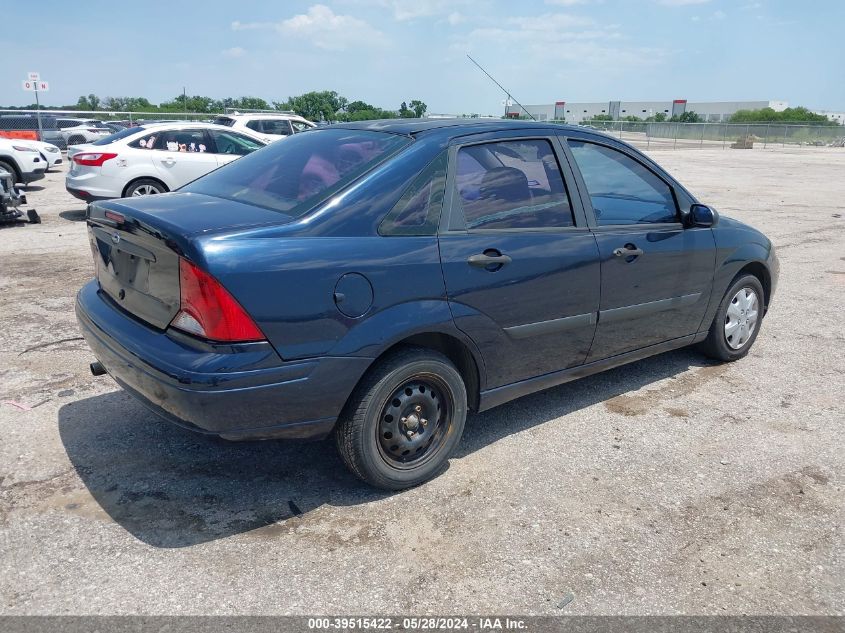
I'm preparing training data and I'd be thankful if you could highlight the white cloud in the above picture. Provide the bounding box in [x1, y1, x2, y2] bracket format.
[544, 0, 593, 5]
[457, 12, 665, 72]
[221, 46, 246, 58]
[232, 5, 386, 51]
[447, 12, 465, 26]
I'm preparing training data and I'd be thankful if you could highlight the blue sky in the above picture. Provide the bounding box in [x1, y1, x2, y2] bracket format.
[4, 0, 844, 114]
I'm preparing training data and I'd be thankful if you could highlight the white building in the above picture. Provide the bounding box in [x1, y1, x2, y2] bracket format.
[814, 110, 845, 124]
[506, 99, 789, 123]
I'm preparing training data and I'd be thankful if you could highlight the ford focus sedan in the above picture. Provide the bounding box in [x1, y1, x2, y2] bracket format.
[76, 119, 778, 490]
[65, 122, 266, 201]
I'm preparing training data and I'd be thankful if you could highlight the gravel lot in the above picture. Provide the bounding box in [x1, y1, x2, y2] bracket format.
[0, 147, 843, 615]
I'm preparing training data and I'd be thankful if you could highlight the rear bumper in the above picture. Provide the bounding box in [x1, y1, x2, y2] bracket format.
[75, 280, 372, 440]
[67, 186, 111, 202]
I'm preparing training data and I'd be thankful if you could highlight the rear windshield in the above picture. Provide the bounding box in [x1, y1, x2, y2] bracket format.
[91, 126, 147, 146]
[182, 129, 410, 217]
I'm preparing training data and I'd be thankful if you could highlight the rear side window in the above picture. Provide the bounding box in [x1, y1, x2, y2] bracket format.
[380, 153, 447, 236]
[456, 139, 574, 230]
[213, 117, 235, 127]
[182, 129, 410, 217]
[568, 141, 678, 225]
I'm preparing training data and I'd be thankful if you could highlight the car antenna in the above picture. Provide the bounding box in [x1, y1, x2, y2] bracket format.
[466, 53, 536, 121]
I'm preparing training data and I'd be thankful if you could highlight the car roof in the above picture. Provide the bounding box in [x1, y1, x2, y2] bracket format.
[330, 118, 584, 138]
[220, 113, 309, 120]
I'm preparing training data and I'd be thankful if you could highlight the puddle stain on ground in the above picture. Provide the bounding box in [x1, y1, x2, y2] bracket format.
[605, 365, 729, 417]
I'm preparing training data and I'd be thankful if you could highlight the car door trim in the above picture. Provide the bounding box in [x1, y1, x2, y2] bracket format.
[504, 312, 597, 340]
[598, 292, 702, 324]
[478, 331, 708, 412]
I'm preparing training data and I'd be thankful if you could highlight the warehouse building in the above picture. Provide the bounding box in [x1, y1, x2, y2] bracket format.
[506, 99, 789, 123]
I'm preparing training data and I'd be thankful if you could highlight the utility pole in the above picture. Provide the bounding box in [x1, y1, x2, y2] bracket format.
[183, 86, 187, 119]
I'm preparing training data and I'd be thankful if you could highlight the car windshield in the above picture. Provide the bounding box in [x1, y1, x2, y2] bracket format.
[182, 129, 410, 217]
[91, 127, 147, 146]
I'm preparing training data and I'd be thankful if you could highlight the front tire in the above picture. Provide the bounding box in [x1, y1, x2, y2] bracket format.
[335, 347, 467, 490]
[699, 274, 765, 362]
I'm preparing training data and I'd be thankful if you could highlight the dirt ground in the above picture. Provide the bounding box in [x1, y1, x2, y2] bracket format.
[0, 147, 843, 615]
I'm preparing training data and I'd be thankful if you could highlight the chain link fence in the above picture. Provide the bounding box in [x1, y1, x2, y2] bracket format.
[573, 120, 845, 150]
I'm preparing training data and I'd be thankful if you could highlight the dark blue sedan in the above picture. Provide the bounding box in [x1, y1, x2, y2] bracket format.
[76, 119, 778, 489]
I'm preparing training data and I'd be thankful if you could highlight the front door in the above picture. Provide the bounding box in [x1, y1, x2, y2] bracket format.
[566, 139, 716, 361]
[439, 136, 601, 389]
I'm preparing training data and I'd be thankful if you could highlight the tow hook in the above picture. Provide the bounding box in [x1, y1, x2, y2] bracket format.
[90, 361, 107, 376]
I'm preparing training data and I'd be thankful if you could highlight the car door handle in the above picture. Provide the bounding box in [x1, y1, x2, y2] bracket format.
[613, 245, 644, 258]
[161, 157, 176, 166]
[467, 252, 512, 268]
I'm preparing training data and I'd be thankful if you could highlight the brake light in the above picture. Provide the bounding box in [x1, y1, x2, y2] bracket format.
[73, 152, 117, 166]
[170, 258, 265, 342]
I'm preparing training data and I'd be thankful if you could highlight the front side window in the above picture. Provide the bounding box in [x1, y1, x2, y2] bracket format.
[380, 153, 447, 236]
[208, 130, 264, 156]
[291, 121, 312, 133]
[568, 141, 678, 225]
[182, 129, 410, 217]
[455, 139, 573, 230]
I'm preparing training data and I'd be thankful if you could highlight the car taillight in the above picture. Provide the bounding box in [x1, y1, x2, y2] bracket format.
[170, 258, 265, 342]
[73, 152, 117, 166]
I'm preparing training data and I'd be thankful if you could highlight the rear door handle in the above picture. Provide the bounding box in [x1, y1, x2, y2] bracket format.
[161, 157, 176, 166]
[468, 252, 512, 268]
[613, 245, 644, 258]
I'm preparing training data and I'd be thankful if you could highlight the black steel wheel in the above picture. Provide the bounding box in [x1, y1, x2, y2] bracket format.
[335, 347, 467, 490]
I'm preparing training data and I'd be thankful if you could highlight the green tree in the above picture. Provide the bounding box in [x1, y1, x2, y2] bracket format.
[398, 101, 412, 118]
[277, 91, 348, 121]
[729, 106, 836, 125]
[670, 110, 702, 123]
[409, 99, 427, 118]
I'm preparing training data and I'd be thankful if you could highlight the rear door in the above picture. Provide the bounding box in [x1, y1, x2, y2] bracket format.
[564, 136, 716, 361]
[149, 128, 219, 188]
[439, 133, 601, 389]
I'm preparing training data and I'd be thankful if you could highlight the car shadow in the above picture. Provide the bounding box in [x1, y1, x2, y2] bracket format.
[58, 347, 713, 548]
[59, 209, 87, 222]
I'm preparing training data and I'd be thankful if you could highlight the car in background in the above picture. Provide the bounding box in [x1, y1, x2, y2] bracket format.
[75, 119, 778, 489]
[18, 140, 62, 170]
[212, 112, 316, 143]
[65, 122, 266, 201]
[0, 138, 47, 185]
[55, 118, 112, 146]
[0, 115, 65, 148]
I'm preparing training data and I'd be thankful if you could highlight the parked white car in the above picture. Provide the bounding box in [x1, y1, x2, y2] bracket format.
[211, 112, 316, 143]
[55, 118, 113, 146]
[0, 138, 47, 185]
[19, 140, 62, 170]
[65, 123, 267, 201]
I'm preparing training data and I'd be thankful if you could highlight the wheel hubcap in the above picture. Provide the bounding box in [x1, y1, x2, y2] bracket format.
[132, 184, 161, 196]
[724, 287, 759, 350]
[377, 377, 451, 468]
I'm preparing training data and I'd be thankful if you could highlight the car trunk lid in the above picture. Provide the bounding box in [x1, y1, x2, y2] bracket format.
[87, 193, 292, 329]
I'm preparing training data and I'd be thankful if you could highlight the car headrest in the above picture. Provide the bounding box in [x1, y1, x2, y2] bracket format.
[480, 167, 529, 203]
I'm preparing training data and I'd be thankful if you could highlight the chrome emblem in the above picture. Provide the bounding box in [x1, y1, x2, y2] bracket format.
[111, 232, 120, 245]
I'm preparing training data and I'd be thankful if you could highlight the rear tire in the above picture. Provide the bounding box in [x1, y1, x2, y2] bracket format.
[699, 274, 765, 362]
[335, 347, 467, 490]
[124, 178, 167, 197]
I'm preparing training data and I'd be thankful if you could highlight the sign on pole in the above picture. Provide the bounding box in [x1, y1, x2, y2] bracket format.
[37, 81, 49, 91]
[22, 80, 35, 91]
[28, 72, 40, 82]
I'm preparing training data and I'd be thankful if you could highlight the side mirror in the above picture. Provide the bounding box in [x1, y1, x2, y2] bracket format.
[687, 203, 718, 228]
